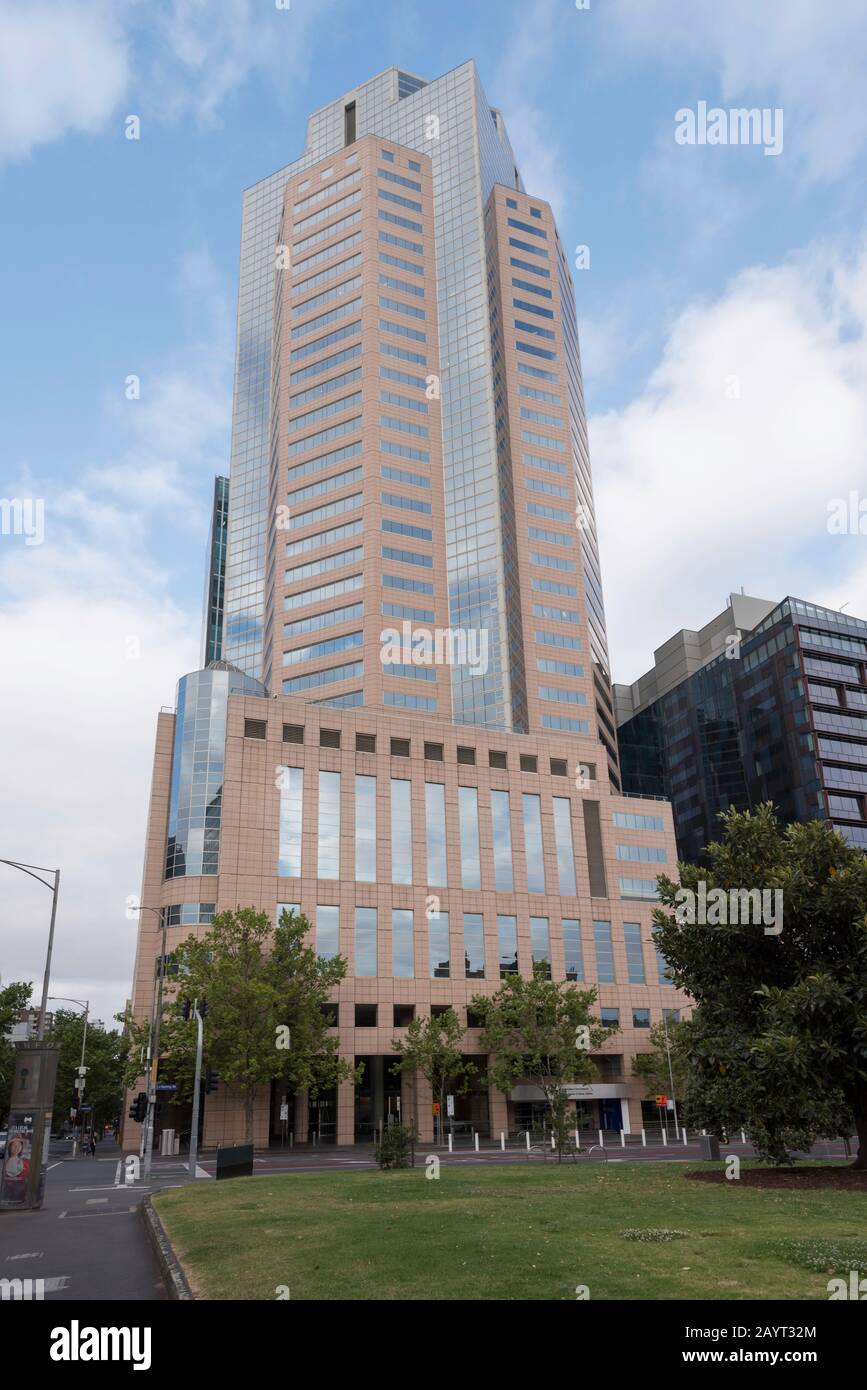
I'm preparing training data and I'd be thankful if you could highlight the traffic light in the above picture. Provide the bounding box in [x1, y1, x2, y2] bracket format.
[204, 1070, 219, 1094]
[128, 1091, 148, 1123]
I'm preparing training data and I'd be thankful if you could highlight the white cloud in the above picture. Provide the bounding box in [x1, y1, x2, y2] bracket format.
[603, 0, 867, 181]
[0, 0, 129, 160]
[593, 232, 867, 684]
[0, 257, 232, 1028]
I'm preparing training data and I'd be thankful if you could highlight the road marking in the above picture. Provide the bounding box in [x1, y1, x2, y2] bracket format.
[5, 1252, 43, 1262]
[42, 1276, 72, 1293]
[86, 1197, 109, 1205]
[57, 1211, 67, 1219]
[65, 1208, 138, 1219]
[46, 1162, 63, 1172]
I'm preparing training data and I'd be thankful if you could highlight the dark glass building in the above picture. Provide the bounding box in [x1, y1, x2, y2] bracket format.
[616, 595, 867, 863]
[200, 475, 228, 665]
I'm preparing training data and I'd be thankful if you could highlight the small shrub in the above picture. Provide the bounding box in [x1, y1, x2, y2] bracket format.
[374, 1122, 415, 1169]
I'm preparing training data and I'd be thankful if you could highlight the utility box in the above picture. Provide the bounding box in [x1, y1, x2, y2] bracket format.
[700, 1135, 721, 1161]
[215, 1142, 254, 1180]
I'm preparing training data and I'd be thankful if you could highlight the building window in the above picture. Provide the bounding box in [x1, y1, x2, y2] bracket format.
[424, 742, 443, 760]
[283, 723, 304, 744]
[276, 903, 300, 926]
[457, 745, 476, 765]
[391, 737, 410, 757]
[663, 1008, 681, 1025]
[530, 917, 551, 978]
[520, 754, 538, 772]
[320, 728, 341, 748]
[391, 779, 413, 884]
[355, 907, 377, 977]
[624, 922, 646, 985]
[317, 771, 341, 879]
[355, 732, 376, 753]
[355, 1003, 376, 1027]
[550, 758, 568, 776]
[458, 786, 482, 890]
[316, 905, 339, 960]
[497, 915, 518, 977]
[489, 750, 507, 769]
[278, 766, 303, 877]
[490, 789, 514, 892]
[593, 920, 616, 984]
[392, 909, 414, 978]
[428, 910, 450, 978]
[344, 101, 356, 145]
[522, 793, 546, 893]
[563, 918, 583, 982]
[552, 797, 577, 895]
[393, 1004, 414, 1026]
[354, 775, 376, 882]
[464, 913, 485, 979]
[600, 1007, 619, 1027]
[244, 718, 267, 739]
[656, 946, 674, 985]
[632, 1008, 651, 1029]
[425, 782, 447, 885]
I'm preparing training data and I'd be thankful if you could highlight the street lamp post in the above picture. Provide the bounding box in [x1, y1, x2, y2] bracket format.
[130, 906, 166, 1181]
[48, 997, 89, 1154]
[0, 859, 60, 1036]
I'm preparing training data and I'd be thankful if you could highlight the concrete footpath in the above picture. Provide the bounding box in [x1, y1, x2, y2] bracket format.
[0, 1139, 203, 1301]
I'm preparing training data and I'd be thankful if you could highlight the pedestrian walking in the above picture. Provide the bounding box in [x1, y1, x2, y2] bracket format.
[88, 1131, 97, 1157]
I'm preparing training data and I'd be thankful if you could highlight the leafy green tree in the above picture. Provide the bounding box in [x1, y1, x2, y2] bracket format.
[0, 981, 33, 1124]
[470, 968, 614, 1160]
[139, 907, 357, 1144]
[47, 1010, 126, 1132]
[390, 1009, 475, 1140]
[653, 803, 867, 1166]
[632, 1017, 689, 1115]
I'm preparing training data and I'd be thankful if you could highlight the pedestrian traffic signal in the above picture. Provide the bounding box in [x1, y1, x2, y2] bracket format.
[128, 1091, 148, 1123]
[204, 1070, 219, 1094]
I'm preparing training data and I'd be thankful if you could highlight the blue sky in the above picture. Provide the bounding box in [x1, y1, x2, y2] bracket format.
[2, 0, 867, 1025]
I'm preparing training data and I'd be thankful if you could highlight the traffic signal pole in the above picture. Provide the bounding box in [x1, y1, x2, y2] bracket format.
[188, 1003, 204, 1180]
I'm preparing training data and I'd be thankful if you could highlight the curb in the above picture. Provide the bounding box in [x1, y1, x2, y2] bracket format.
[141, 1196, 194, 1301]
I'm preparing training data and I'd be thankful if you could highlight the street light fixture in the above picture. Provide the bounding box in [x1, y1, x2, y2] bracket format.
[0, 858, 60, 1037]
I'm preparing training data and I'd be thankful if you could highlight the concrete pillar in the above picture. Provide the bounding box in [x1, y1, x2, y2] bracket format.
[620, 1097, 631, 1134]
[488, 1074, 509, 1138]
[336, 1075, 355, 1146]
[294, 1088, 308, 1144]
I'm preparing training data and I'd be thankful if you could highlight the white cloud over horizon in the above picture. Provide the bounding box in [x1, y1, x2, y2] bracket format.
[593, 230, 867, 686]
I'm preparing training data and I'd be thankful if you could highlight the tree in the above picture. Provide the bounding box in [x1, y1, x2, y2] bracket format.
[632, 1017, 689, 1108]
[135, 907, 357, 1144]
[470, 967, 614, 1160]
[390, 1009, 475, 1141]
[0, 981, 33, 1125]
[653, 803, 867, 1166]
[47, 1010, 126, 1132]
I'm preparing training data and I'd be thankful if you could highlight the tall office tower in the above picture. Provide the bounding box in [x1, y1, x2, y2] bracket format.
[616, 593, 867, 864]
[123, 65, 681, 1149]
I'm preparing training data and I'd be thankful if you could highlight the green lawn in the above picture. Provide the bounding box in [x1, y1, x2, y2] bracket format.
[153, 1162, 867, 1301]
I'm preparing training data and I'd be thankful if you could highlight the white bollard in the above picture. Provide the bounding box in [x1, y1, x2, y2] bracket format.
[641, 1128, 646, 1147]
[661, 1129, 667, 1146]
[598, 1129, 604, 1148]
[500, 1131, 505, 1151]
[475, 1133, 480, 1152]
[575, 1128, 580, 1149]
[682, 1128, 688, 1146]
[290, 1131, 294, 1148]
[701, 1129, 706, 1137]
[741, 1130, 746, 1144]
[448, 1133, 453, 1153]
[620, 1129, 626, 1148]
[551, 1134, 555, 1150]
[525, 1131, 531, 1151]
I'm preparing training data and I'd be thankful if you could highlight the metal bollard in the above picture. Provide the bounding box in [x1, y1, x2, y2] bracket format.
[661, 1129, 667, 1146]
[500, 1131, 505, 1151]
[598, 1129, 604, 1148]
[682, 1128, 688, 1145]
[575, 1128, 580, 1148]
[641, 1128, 646, 1147]
[620, 1129, 626, 1148]
[475, 1133, 479, 1152]
[448, 1133, 453, 1153]
[525, 1131, 531, 1151]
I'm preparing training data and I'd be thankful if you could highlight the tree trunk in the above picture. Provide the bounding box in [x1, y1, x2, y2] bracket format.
[853, 1109, 867, 1169]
